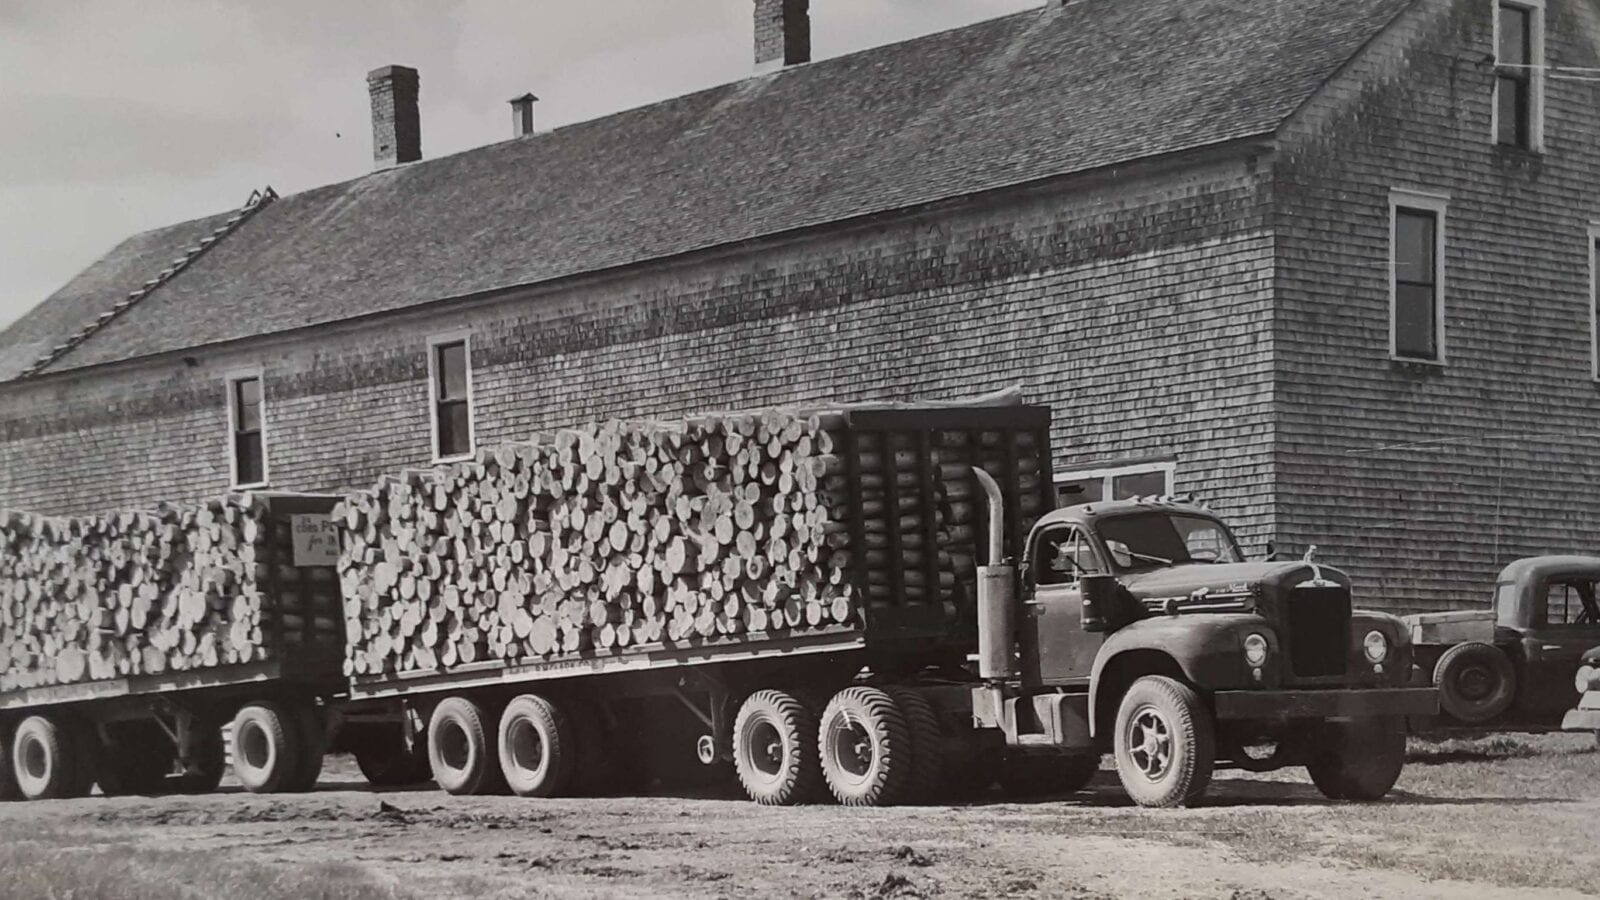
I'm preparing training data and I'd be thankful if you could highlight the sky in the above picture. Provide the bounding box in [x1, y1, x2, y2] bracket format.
[0, 0, 1041, 330]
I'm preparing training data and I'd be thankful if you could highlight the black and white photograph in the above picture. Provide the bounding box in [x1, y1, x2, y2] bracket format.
[0, 0, 1598, 896]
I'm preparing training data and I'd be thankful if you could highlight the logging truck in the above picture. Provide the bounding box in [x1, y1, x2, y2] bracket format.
[0, 398, 1436, 808]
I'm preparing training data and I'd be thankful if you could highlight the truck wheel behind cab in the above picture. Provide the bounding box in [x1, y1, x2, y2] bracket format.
[11, 715, 79, 801]
[431, 696, 507, 796]
[734, 689, 824, 806]
[1112, 676, 1215, 809]
[1433, 642, 1516, 724]
[231, 703, 302, 793]
[818, 686, 913, 807]
[1306, 717, 1405, 801]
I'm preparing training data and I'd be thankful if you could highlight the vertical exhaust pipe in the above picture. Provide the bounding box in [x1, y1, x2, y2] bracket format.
[973, 467, 1017, 681]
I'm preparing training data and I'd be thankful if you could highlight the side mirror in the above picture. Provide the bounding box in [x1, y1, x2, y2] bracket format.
[1105, 540, 1133, 570]
[1080, 573, 1120, 633]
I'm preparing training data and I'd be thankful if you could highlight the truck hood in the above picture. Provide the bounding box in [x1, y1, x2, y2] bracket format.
[1117, 560, 1351, 603]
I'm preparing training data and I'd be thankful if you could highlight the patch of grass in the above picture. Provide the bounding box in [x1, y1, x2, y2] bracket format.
[1407, 732, 1591, 765]
[0, 826, 418, 900]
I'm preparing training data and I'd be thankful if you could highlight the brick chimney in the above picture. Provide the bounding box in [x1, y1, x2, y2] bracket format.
[367, 65, 421, 169]
[754, 0, 810, 72]
[509, 93, 539, 138]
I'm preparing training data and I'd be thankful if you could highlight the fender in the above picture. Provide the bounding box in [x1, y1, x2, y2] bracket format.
[1088, 613, 1263, 737]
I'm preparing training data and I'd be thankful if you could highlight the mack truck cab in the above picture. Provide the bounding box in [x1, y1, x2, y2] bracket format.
[965, 484, 1438, 807]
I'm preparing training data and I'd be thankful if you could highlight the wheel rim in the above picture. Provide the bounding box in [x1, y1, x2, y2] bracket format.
[827, 716, 873, 783]
[1457, 664, 1493, 701]
[438, 720, 471, 774]
[742, 718, 784, 783]
[505, 718, 545, 779]
[238, 721, 272, 772]
[19, 735, 48, 782]
[1126, 706, 1174, 782]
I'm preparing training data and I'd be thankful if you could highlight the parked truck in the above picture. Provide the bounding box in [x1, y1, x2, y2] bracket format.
[0, 398, 1436, 808]
[1405, 556, 1600, 730]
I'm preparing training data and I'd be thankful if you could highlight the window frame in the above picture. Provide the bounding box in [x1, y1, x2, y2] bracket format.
[224, 367, 269, 490]
[1492, 0, 1545, 152]
[1389, 188, 1451, 365]
[1055, 461, 1176, 506]
[428, 331, 476, 464]
[1589, 224, 1600, 382]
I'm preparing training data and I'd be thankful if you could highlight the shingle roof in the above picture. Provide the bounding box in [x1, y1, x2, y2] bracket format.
[1, 0, 1412, 380]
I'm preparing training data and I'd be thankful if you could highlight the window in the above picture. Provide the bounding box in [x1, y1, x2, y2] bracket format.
[227, 373, 267, 488]
[1035, 527, 1101, 586]
[1056, 462, 1175, 507]
[430, 336, 474, 461]
[1494, 1, 1544, 150]
[1390, 190, 1449, 363]
[1543, 579, 1600, 627]
[1590, 227, 1600, 380]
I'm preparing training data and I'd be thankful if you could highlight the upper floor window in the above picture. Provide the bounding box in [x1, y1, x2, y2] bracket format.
[1056, 461, 1175, 507]
[1591, 227, 1600, 381]
[227, 373, 267, 488]
[1390, 189, 1449, 363]
[430, 336, 474, 461]
[1495, 0, 1544, 150]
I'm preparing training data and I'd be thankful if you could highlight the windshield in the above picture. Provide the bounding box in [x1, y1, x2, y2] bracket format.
[1095, 512, 1243, 569]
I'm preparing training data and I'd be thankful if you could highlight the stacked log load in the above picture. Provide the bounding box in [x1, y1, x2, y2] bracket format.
[335, 392, 1044, 678]
[0, 494, 333, 692]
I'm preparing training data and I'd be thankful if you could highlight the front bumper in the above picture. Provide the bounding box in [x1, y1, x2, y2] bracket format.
[1214, 686, 1438, 720]
[1562, 691, 1600, 732]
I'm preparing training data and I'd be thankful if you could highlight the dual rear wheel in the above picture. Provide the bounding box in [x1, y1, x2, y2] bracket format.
[426, 693, 614, 798]
[229, 702, 325, 793]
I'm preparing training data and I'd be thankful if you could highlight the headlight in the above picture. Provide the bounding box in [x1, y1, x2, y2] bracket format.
[1577, 665, 1596, 696]
[1243, 633, 1269, 667]
[1363, 630, 1389, 663]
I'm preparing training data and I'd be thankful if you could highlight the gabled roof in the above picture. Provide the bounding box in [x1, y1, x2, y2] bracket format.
[0, 0, 1412, 381]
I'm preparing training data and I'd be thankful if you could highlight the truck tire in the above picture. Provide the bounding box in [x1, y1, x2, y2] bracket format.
[231, 703, 302, 793]
[11, 715, 77, 800]
[1433, 642, 1516, 724]
[886, 687, 945, 805]
[495, 694, 573, 798]
[1306, 717, 1406, 801]
[173, 727, 226, 795]
[997, 752, 1100, 798]
[818, 686, 913, 807]
[430, 696, 505, 796]
[733, 689, 823, 805]
[353, 727, 433, 787]
[0, 727, 18, 801]
[1112, 676, 1214, 808]
[284, 704, 325, 793]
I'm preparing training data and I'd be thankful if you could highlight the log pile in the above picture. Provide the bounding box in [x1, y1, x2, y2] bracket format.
[336, 398, 1048, 678]
[334, 412, 859, 676]
[0, 494, 330, 692]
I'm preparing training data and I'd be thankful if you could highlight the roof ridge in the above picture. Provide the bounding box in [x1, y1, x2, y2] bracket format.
[18, 187, 278, 379]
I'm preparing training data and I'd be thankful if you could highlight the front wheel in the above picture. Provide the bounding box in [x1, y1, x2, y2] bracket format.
[1112, 676, 1215, 808]
[1305, 717, 1405, 801]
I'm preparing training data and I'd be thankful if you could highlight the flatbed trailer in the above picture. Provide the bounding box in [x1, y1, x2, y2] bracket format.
[331, 403, 1053, 799]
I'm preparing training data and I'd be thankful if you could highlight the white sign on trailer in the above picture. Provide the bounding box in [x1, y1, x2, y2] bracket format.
[291, 514, 340, 566]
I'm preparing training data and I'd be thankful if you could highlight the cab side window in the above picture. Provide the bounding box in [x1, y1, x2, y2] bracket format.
[1544, 580, 1600, 627]
[1036, 527, 1100, 586]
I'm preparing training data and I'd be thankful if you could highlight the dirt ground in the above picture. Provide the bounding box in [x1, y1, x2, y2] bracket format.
[1, 734, 1597, 900]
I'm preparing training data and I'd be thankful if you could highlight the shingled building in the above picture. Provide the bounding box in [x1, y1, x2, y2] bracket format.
[3, 0, 1599, 613]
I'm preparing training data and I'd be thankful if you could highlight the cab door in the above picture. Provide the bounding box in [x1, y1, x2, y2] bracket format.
[1518, 576, 1600, 716]
[1020, 525, 1105, 687]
